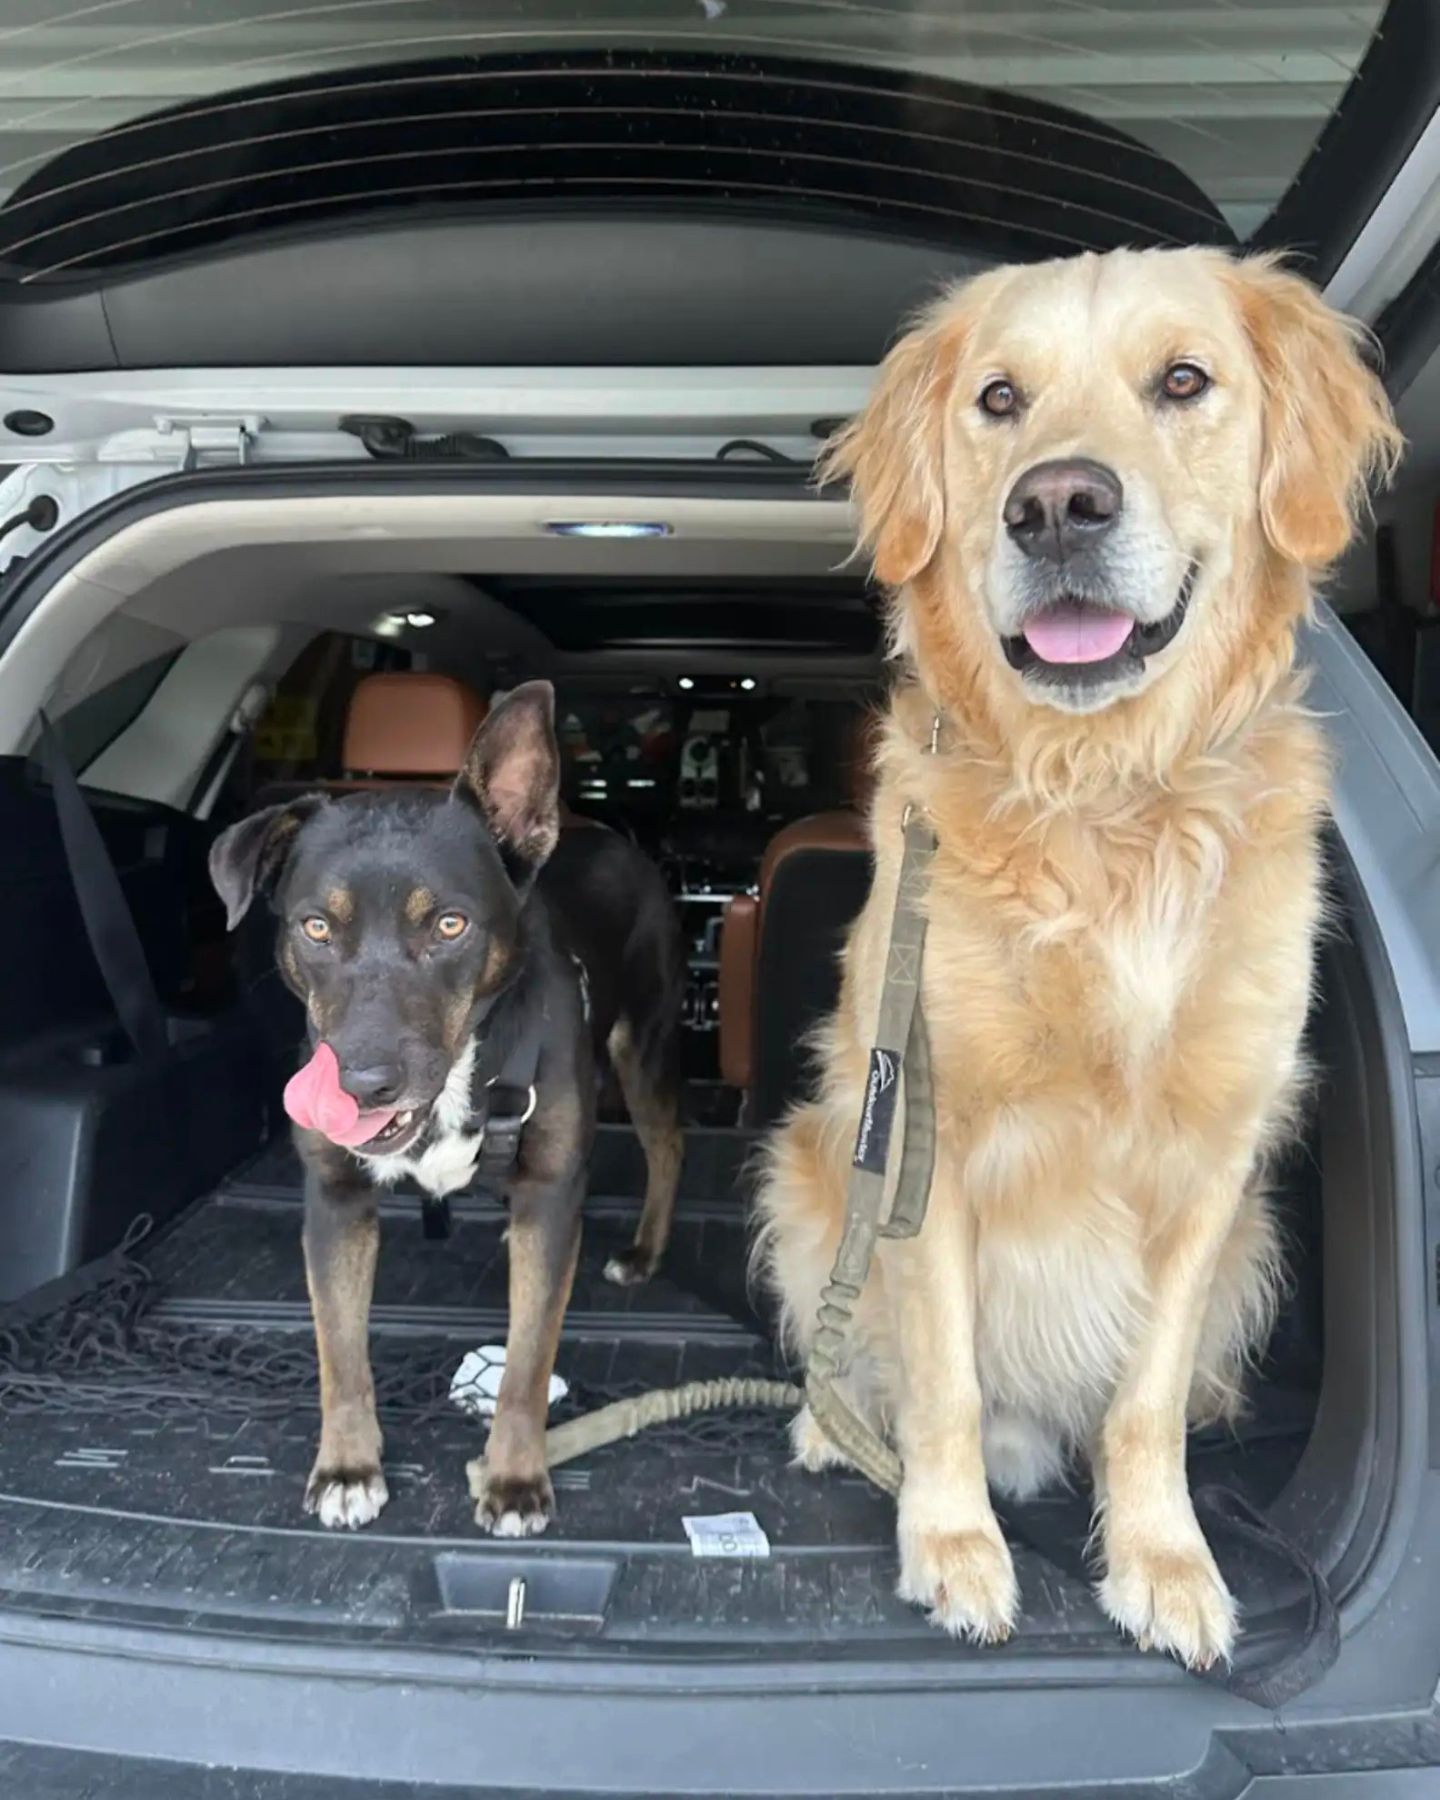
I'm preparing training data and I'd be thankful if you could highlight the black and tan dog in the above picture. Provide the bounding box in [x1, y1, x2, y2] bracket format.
[209, 681, 684, 1535]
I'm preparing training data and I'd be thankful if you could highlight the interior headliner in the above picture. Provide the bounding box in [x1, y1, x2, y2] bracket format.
[0, 491, 866, 755]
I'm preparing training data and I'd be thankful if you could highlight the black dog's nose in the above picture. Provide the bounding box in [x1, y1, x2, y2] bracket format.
[341, 1063, 405, 1108]
[1004, 458, 1123, 561]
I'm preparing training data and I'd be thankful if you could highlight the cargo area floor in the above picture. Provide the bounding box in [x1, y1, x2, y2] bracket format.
[0, 1125, 1320, 1664]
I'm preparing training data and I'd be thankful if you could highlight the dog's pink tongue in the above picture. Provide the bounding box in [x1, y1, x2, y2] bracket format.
[283, 1042, 397, 1149]
[1022, 603, 1134, 666]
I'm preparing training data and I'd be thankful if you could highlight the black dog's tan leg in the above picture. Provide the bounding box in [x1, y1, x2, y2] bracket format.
[603, 1018, 683, 1287]
[468, 1173, 583, 1536]
[303, 1173, 387, 1529]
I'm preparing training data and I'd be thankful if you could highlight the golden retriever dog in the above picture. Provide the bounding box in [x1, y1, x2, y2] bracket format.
[755, 247, 1400, 1669]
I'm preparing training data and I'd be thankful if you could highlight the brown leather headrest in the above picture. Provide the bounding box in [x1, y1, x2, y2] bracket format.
[342, 673, 487, 777]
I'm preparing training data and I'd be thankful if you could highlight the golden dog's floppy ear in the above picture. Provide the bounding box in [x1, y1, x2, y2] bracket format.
[819, 300, 966, 586]
[1225, 255, 1403, 568]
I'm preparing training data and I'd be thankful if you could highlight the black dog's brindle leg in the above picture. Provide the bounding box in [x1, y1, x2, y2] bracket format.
[468, 1164, 584, 1536]
[302, 1167, 388, 1528]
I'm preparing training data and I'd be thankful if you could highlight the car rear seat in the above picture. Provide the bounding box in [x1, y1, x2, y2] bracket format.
[338, 671, 488, 783]
[718, 720, 876, 1127]
[251, 671, 488, 809]
[258, 671, 600, 822]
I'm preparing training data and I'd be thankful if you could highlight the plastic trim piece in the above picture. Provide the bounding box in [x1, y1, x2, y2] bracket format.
[0, 460, 821, 652]
[1374, 230, 1440, 399]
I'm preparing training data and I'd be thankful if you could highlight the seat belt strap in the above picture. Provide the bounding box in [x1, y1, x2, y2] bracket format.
[37, 711, 169, 1064]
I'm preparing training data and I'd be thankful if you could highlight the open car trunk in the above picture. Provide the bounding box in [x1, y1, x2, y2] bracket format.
[0, 470, 1428, 1795]
[0, 476, 1403, 1642]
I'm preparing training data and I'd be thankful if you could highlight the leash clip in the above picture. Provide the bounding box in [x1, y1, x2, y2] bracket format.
[900, 714, 944, 831]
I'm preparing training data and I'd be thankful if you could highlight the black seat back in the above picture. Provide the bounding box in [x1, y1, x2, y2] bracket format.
[750, 844, 872, 1128]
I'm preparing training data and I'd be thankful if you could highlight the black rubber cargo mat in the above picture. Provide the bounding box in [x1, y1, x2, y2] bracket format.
[0, 1127, 1321, 1658]
[225, 1120, 757, 1211]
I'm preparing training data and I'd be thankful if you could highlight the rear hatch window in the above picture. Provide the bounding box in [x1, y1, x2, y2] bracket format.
[0, 1, 1418, 373]
[0, 2, 1397, 264]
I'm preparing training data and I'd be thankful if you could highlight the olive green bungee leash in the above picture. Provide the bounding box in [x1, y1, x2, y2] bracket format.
[787, 806, 936, 1496]
[539, 727, 942, 1495]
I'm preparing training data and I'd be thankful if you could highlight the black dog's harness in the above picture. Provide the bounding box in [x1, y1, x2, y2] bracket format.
[419, 952, 590, 1240]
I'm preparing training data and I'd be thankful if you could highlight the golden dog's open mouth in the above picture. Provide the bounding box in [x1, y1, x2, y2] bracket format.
[1003, 565, 1196, 686]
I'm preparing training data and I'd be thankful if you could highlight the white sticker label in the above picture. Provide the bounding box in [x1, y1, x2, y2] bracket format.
[682, 1511, 771, 1559]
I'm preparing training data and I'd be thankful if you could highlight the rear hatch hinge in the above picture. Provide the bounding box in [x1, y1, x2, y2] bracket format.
[154, 414, 258, 469]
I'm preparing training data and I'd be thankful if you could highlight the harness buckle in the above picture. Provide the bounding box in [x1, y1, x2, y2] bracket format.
[485, 1078, 538, 1128]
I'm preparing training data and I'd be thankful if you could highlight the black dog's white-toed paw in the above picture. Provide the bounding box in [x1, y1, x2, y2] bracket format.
[603, 1245, 658, 1287]
[466, 1457, 555, 1537]
[304, 1463, 389, 1530]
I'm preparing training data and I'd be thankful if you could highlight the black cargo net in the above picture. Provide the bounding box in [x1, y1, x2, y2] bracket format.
[0, 1217, 791, 1455]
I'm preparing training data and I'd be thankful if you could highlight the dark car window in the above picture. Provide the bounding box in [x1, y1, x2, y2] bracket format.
[51, 650, 179, 776]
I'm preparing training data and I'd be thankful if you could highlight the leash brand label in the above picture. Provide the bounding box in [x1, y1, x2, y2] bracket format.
[682, 1511, 771, 1559]
[852, 1045, 902, 1173]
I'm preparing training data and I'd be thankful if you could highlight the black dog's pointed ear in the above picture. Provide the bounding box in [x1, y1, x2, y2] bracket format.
[208, 795, 326, 932]
[455, 681, 560, 871]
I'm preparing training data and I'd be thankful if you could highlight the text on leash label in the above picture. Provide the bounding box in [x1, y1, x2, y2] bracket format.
[852, 1046, 902, 1173]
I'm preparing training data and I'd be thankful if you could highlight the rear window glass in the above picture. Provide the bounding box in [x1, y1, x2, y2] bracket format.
[0, 1, 1395, 276]
[52, 649, 178, 775]
[244, 630, 410, 787]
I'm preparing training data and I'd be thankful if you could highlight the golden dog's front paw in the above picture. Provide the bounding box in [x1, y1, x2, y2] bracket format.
[897, 1523, 1018, 1644]
[1098, 1538, 1236, 1670]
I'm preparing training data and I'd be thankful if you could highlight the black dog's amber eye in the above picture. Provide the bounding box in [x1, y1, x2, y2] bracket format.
[301, 916, 331, 944]
[436, 912, 468, 941]
[1160, 361, 1209, 402]
[979, 378, 1019, 418]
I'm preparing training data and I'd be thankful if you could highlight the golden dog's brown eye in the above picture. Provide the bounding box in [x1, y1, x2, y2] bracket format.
[436, 912, 468, 941]
[979, 378, 1019, 418]
[301, 916, 331, 944]
[1161, 362, 1209, 402]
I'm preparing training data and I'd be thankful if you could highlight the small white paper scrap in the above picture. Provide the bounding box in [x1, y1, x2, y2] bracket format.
[682, 1511, 771, 1560]
[449, 1345, 568, 1419]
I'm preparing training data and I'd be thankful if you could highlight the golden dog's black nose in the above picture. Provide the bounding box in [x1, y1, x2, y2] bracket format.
[1004, 458, 1123, 561]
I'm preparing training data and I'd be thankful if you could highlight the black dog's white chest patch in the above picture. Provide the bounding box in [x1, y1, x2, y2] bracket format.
[355, 1039, 482, 1197]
